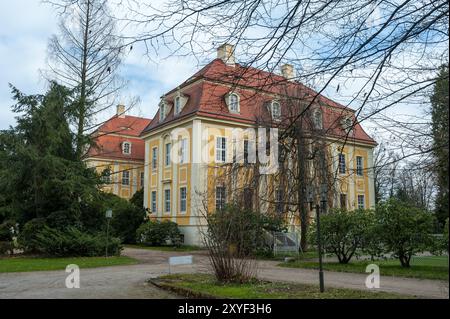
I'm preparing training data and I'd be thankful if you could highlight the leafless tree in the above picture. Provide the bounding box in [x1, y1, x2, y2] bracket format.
[44, 0, 133, 158]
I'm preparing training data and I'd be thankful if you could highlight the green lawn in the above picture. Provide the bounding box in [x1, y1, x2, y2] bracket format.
[279, 256, 449, 280]
[125, 244, 203, 252]
[0, 256, 138, 273]
[154, 273, 411, 299]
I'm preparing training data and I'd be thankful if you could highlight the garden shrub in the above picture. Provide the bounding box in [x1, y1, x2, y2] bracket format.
[17, 218, 47, 253]
[0, 220, 16, 242]
[136, 220, 182, 246]
[110, 198, 146, 244]
[375, 198, 436, 267]
[204, 204, 286, 284]
[21, 225, 122, 257]
[310, 208, 374, 264]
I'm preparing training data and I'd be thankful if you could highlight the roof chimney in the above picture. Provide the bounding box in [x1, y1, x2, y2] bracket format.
[217, 43, 235, 66]
[116, 104, 126, 118]
[281, 64, 295, 81]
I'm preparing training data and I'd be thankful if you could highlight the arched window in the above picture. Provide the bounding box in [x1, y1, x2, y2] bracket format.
[122, 142, 131, 154]
[313, 109, 323, 129]
[228, 93, 239, 112]
[271, 101, 281, 120]
[159, 102, 166, 121]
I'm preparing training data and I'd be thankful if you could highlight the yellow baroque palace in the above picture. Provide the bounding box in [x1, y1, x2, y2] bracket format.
[84, 105, 152, 199]
[140, 44, 377, 245]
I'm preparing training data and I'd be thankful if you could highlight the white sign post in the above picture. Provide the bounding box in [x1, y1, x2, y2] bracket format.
[168, 255, 193, 274]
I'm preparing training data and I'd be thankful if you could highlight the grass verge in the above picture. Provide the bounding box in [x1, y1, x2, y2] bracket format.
[0, 256, 138, 273]
[278, 256, 448, 280]
[151, 273, 412, 299]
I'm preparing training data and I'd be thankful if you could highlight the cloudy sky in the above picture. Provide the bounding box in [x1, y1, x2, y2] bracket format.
[0, 0, 435, 150]
[0, 0, 204, 130]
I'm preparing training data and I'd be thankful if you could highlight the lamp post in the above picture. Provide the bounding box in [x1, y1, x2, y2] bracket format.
[306, 185, 327, 293]
[105, 209, 112, 258]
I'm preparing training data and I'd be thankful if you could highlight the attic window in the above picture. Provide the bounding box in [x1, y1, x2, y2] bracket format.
[271, 101, 281, 120]
[159, 101, 166, 122]
[175, 96, 181, 115]
[312, 109, 323, 129]
[227, 93, 240, 113]
[122, 142, 131, 155]
[342, 116, 353, 133]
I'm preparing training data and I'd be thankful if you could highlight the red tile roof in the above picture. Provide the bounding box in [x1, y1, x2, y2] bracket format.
[86, 115, 151, 161]
[142, 59, 376, 145]
[97, 115, 151, 137]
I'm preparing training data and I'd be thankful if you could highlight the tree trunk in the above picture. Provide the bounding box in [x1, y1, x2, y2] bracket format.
[296, 121, 309, 252]
[75, 0, 91, 159]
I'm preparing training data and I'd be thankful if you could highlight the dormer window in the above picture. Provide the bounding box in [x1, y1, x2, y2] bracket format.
[226, 93, 240, 113]
[270, 101, 281, 120]
[173, 92, 188, 116]
[159, 101, 166, 122]
[313, 109, 323, 129]
[122, 141, 131, 154]
[175, 96, 181, 115]
[342, 116, 353, 133]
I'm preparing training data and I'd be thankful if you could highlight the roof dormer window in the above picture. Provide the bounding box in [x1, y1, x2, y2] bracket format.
[312, 109, 323, 129]
[270, 101, 281, 121]
[226, 92, 240, 113]
[173, 92, 188, 116]
[175, 96, 181, 115]
[159, 101, 167, 122]
[122, 141, 131, 155]
[342, 116, 353, 134]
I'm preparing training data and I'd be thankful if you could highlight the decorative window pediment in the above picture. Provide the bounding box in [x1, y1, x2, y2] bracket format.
[225, 92, 240, 113]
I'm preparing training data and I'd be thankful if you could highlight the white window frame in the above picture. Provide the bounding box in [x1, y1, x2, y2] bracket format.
[216, 137, 227, 163]
[356, 156, 363, 176]
[357, 194, 365, 209]
[122, 170, 130, 186]
[152, 147, 158, 170]
[271, 101, 281, 120]
[215, 186, 226, 211]
[151, 191, 157, 213]
[180, 187, 187, 213]
[122, 142, 131, 155]
[228, 93, 240, 113]
[164, 189, 171, 213]
[159, 103, 166, 122]
[338, 153, 346, 174]
[165, 143, 171, 166]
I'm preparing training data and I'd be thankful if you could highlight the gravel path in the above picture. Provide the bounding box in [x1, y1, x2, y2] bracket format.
[0, 247, 447, 299]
